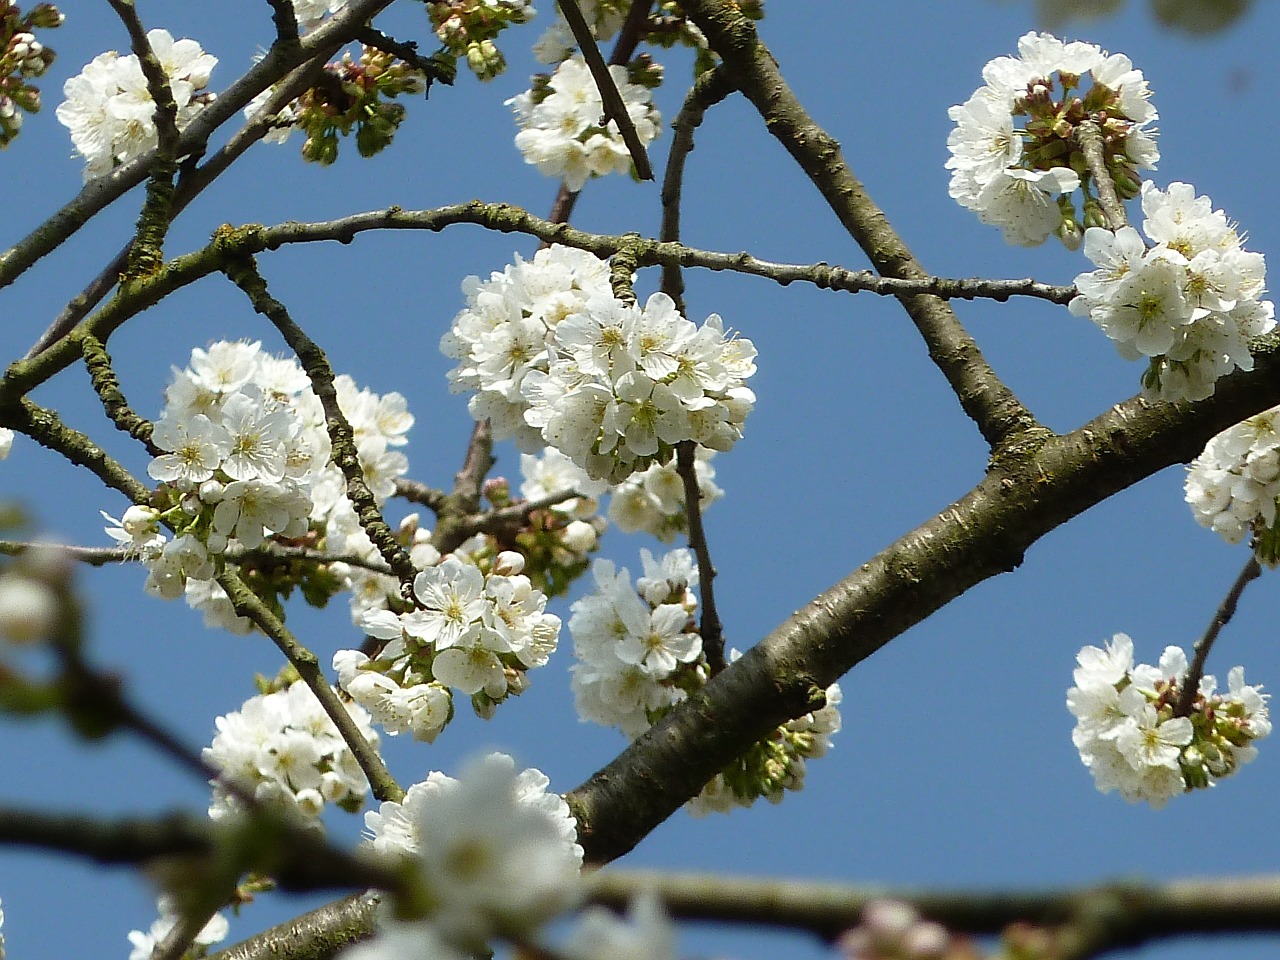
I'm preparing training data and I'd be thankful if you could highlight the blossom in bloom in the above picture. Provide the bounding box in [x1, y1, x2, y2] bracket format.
[56, 30, 217, 181]
[443, 247, 755, 483]
[947, 32, 1157, 247]
[101, 505, 165, 559]
[111, 340, 414, 631]
[203, 681, 378, 822]
[0, 428, 12, 459]
[1067, 633, 1270, 806]
[608, 451, 723, 542]
[362, 753, 582, 946]
[562, 892, 677, 960]
[342, 548, 560, 734]
[1070, 182, 1275, 402]
[508, 55, 661, 192]
[291, 0, 348, 32]
[127, 896, 228, 960]
[1186, 406, 1280, 561]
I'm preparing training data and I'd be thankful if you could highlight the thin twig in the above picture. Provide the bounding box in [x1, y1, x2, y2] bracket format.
[0, 0, 398, 292]
[0, 807, 402, 894]
[217, 569, 404, 804]
[460, 489, 580, 536]
[354, 26, 456, 86]
[1174, 554, 1263, 717]
[80, 334, 159, 455]
[393, 477, 448, 514]
[0, 541, 131, 565]
[557, 0, 653, 181]
[660, 64, 735, 310]
[541, 0, 654, 240]
[0, 398, 151, 504]
[432, 419, 495, 555]
[106, 0, 184, 279]
[221, 256, 417, 588]
[0, 201, 1078, 409]
[677, 441, 723, 674]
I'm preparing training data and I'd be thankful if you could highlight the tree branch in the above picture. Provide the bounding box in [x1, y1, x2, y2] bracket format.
[216, 569, 404, 804]
[1076, 120, 1127, 231]
[221, 255, 417, 588]
[585, 869, 1280, 945]
[565, 338, 1280, 864]
[660, 64, 735, 309]
[682, 1, 1041, 456]
[1174, 554, 1263, 717]
[558, 0, 653, 181]
[0, 0, 397, 292]
[2, 205, 1073, 414]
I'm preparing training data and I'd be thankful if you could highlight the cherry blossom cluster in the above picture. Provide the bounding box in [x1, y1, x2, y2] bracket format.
[127, 895, 229, 960]
[334, 550, 561, 741]
[102, 340, 412, 632]
[0, 2, 61, 147]
[608, 448, 723, 542]
[570, 551, 842, 812]
[202, 680, 379, 824]
[56, 29, 217, 181]
[947, 31, 1157, 247]
[1067, 633, 1270, 808]
[443, 244, 613, 450]
[347, 752, 582, 958]
[1186, 405, 1280, 563]
[245, 44, 427, 162]
[443, 245, 756, 483]
[838, 900, 977, 960]
[569, 549, 705, 738]
[1069, 182, 1274, 403]
[428, 0, 535, 80]
[507, 55, 661, 192]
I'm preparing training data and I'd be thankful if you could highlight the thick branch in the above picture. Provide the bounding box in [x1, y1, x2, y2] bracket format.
[566, 339, 1280, 864]
[683, 1, 1039, 455]
[585, 869, 1280, 946]
[0, 807, 398, 895]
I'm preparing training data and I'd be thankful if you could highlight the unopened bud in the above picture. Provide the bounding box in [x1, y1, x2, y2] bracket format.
[493, 550, 525, 576]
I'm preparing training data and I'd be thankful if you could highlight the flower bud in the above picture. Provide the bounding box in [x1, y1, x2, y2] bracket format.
[493, 550, 525, 576]
[0, 574, 59, 644]
[28, 4, 65, 28]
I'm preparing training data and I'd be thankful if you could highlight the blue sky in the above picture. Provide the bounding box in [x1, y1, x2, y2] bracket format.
[3, 1, 1280, 958]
